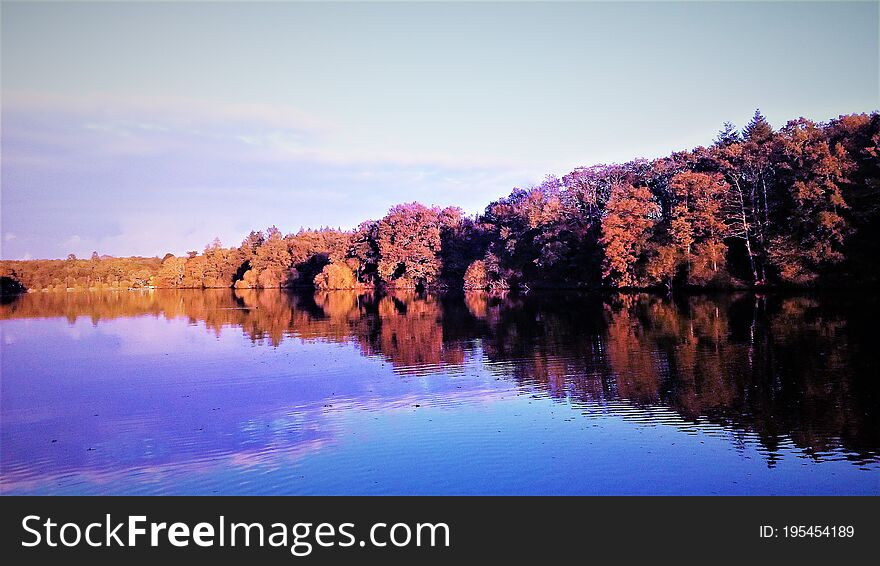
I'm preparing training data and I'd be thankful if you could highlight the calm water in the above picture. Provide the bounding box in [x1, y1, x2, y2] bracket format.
[1, 289, 878, 495]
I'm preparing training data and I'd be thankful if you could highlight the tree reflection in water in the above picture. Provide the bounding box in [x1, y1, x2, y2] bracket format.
[3, 289, 878, 466]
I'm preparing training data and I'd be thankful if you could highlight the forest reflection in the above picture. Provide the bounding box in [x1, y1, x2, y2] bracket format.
[3, 289, 878, 466]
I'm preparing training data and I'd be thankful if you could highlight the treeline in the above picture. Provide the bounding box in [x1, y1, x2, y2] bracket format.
[0, 255, 161, 293]
[3, 110, 879, 292]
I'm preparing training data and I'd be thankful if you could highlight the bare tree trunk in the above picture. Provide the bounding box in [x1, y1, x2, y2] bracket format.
[685, 239, 692, 284]
[761, 175, 771, 237]
[733, 179, 759, 283]
[710, 228, 718, 272]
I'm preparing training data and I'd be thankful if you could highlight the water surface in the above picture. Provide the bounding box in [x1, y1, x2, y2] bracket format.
[1, 289, 878, 494]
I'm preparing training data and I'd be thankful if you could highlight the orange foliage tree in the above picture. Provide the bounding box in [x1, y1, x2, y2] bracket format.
[600, 183, 659, 287]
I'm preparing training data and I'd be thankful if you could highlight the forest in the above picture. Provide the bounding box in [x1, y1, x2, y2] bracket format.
[2, 110, 879, 293]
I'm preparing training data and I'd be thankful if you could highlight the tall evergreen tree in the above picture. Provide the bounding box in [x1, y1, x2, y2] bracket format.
[743, 109, 773, 143]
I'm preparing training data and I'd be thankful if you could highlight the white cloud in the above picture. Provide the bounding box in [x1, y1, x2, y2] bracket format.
[5, 91, 330, 133]
[2, 90, 535, 172]
[1, 91, 551, 259]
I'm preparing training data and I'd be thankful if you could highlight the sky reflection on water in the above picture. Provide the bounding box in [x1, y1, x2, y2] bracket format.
[1, 289, 878, 495]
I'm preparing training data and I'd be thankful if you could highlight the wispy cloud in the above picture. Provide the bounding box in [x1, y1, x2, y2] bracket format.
[5, 90, 330, 134]
[1, 92, 541, 259]
[2, 91, 531, 171]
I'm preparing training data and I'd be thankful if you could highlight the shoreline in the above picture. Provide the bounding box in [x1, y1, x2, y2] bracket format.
[3, 282, 878, 297]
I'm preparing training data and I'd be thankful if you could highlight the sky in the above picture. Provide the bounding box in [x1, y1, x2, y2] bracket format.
[2, 1, 878, 260]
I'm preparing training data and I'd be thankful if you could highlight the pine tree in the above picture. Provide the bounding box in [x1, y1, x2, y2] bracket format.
[743, 109, 773, 143]
[713, 122, 741, 147]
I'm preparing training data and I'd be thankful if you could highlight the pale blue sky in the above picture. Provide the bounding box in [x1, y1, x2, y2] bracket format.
[2, 1, 878, 259]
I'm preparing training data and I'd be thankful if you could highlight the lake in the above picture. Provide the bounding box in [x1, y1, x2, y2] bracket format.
[1, 289, 877, 495]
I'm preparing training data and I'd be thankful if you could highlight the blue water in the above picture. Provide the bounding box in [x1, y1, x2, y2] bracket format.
[1, 290, 878, 494]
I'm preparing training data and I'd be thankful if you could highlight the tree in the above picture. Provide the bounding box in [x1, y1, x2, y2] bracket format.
[743, 109, 773, 143]
[376, 203, 442, 288]
[826, 113, 880, 284]
[347, 221, 381, 285]
[437, 206, 485, 287]
[249, 226, 292, 288]
[672, 171, 728, 283]
[182, 254, 206, 287]
[769, 118, 853, 282]
[155, 255, 186, 287]
[463, 260, 489, 290]
[714, 122, 741, 147]
[4, 110, 880, 292]
[478, 175, 593, 288]
[600, 183, 659, 287]
[711, 139, 767, 283]
[314, 261, 357, 290]
[286, 228, 350, 286]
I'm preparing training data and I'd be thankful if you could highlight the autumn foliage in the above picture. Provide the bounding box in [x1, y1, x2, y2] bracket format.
[3, 110, 879, 292]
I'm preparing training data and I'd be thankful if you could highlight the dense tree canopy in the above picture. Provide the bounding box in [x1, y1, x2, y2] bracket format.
[3, 110, 879, 293]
